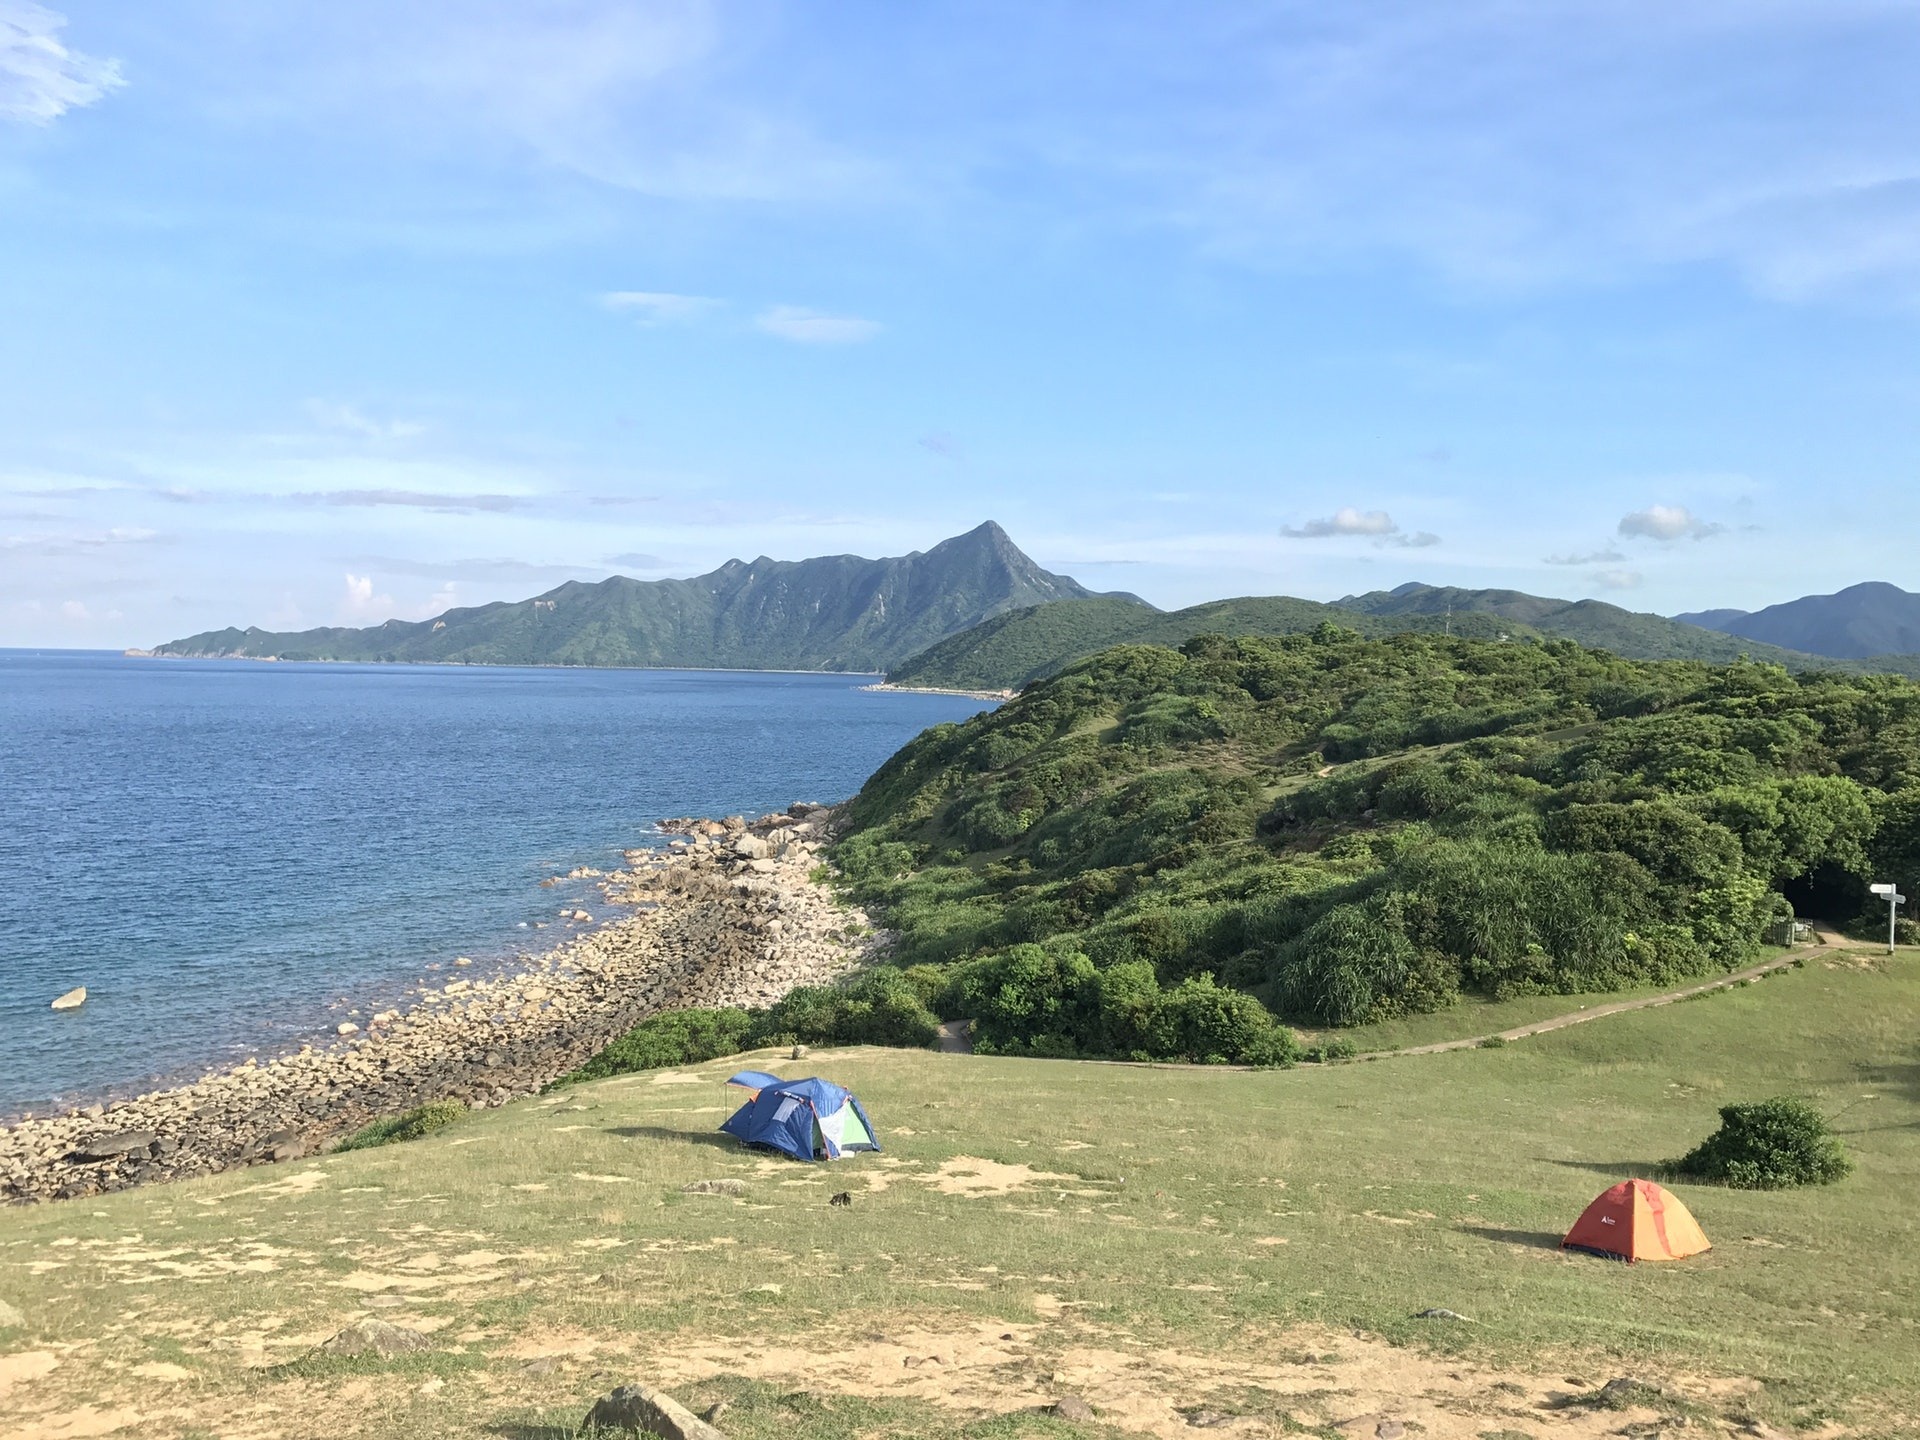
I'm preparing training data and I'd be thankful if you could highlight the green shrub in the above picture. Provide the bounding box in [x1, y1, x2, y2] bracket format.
[334, 1099, 469, 1152]
[562, 1007, 758, 1085]
[1671, 1096, 1852, 1188]
[562, 970, 943, 1086]
[760, 969, 941, 1049]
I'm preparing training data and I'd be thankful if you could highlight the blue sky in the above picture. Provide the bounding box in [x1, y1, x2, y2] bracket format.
[3, 2, 1919, 646]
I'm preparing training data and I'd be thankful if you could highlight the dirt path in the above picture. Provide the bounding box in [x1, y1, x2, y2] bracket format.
[1373, 942, 1842, 1060]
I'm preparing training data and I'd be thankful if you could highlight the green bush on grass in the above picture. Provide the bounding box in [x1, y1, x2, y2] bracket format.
[334, 1099, 470, 1152]
[1671, 1096, 1852, 1188]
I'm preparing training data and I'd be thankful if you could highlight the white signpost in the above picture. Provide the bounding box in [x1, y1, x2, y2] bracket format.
[1870, 882, 1906, 954]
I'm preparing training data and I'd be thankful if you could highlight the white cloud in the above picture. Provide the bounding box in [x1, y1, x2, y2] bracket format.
[600, 291, 721, 325]
[1591, 568, 1644, 591]
[0, 2, 123, 125]
[755, 304, 881, 344]
[341, 571, 395, 619]
[295, 489, 528, 514]
[306, 399, 427, 441]
[1618, 504, 1723, 541]
[59, 598, 87, 619]
[1283, 507, 1398, 538]
[1065, 3, 1920, 302]
[1546, 546, 1626, 565]
[1281, 507, 1438, 547]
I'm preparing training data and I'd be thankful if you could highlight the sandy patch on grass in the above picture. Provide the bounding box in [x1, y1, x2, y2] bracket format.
[128, 1363, 191, 1382]
[0, 1350, 59, 1394]
[924, 1157, 1075, 1197]
[649, 1072, 710, 1085]
[7, 1403, 145, 1438]
[570, 1173, 633, 1184]
[644, 1319, 1798, 1440]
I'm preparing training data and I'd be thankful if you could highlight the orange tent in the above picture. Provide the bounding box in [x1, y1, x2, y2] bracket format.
[1562, 1179, 1710, 1262]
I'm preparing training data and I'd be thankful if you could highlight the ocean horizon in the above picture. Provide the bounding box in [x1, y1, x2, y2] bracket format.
[0, 650, 993, 1117]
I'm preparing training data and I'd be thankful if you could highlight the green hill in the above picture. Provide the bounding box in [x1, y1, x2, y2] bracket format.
[838, 630, 1920, 1054]
[887, 581, 1920, 691]
[1698, 580, 1920, 658]
[151, 522, 1148, 672]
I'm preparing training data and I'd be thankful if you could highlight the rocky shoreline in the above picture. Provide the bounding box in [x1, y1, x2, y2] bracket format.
[0, 804, 879, 1206]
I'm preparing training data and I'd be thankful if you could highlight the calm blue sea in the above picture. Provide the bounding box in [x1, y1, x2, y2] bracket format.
[0, 652, 992, 1116]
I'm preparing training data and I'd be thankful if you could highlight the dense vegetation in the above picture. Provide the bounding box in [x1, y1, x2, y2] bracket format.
[154, 522, 1141, 671]
[1672, 1096, 1853, 1188]
[557, 970, 946, 1084]
[887, 584, 1920, 693]
[333, 1099, 468, 1151]
[838, 629, 1920, 1055]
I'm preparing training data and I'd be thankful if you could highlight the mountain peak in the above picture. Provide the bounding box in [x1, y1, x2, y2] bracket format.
[150, 524, 1132, 672]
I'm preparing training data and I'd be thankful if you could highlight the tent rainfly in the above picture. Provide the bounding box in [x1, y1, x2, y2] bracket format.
[1562, 1178, 1711, 1262]
[720, 1074, 880, 1163]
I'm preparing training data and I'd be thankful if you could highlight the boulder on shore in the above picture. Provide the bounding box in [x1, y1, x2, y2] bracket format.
[50, 987, 86, 1011]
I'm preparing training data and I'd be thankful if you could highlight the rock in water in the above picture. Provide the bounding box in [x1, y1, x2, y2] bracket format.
[50, 987, 86, 1011]
[317, 1318, 433, 1358]
[583, 1383, 729, 1438]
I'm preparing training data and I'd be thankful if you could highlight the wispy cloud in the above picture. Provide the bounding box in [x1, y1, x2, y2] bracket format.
[599, 291, 721, 326]
[306, 400, 427, 441]
[917, 431, 963, 460]
[755, 305, 881, 344]
[0, 2, 123, 125]
[294, 489, 529, 514]
[1545, 545, 1626, 565]
[344, 556, 603, 583]
[1618, 504, 1723, 541]
[1283, 507, 1439, 548]
[2, 526, 165, 555]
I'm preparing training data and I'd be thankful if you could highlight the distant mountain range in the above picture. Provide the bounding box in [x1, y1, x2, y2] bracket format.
[1675, 581, 1920, 659]
[150, 529, 1920, 691]
[888, 580, 1920, 691]
[151, 522, 1142, 672]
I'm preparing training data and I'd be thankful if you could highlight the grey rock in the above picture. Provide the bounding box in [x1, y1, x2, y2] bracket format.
[1052, 1396, 1096, 1421]
[680, 1179, 746, 1197]
[582, 1383, 729, 1438]
[71, 1131, 157, 1161]
[317, 1318, 433, 1358]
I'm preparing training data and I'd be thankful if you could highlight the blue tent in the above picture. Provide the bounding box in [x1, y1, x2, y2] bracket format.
[719, 1074, 881, 1163]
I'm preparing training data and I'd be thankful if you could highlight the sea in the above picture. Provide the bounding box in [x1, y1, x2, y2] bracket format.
[0, 651, 995, 1117]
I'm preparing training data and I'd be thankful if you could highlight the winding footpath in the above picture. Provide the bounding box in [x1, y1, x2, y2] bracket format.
[1365, 927, 1868, 1060]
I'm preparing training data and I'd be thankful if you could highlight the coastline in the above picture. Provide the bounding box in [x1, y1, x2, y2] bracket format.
[0, 805, 880, 1206]
[860, 680, 1016, 701]
[126, 650, 888, 679]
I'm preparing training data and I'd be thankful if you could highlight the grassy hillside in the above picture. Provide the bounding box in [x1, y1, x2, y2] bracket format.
[152, 523, 1144, 673]
[2, 955, 1915, 1438]
[886, 582, 1920, 693]
[838, 631, 1920, 1055]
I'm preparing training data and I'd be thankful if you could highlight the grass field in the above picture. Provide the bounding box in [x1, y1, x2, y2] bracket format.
[1, 950, 1915, 1440]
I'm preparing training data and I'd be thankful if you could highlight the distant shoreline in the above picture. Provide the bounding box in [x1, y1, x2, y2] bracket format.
[124, 650, 887, 679]
[859, 681, 1015, 701]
